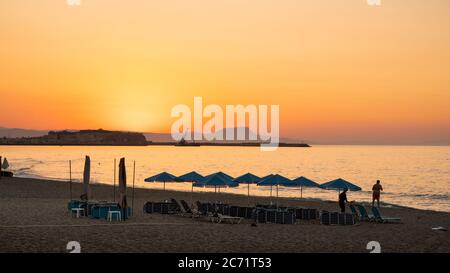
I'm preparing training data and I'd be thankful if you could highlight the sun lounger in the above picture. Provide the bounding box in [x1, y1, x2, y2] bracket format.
[210, 213, 242, 224]
[349, 204, 359, 218]
[175, 199, 202, 218]
[253, 208, 267, 223]
[321, 211, 331, 225]
[275, 211, 295, 224]
[267, 210, 277, 223]
[170, 198, 183, 212]
[320, 211, 355, 225]
[371, 207, 402, 223]
[355, 204, 375, 221]
[143, 202, 178, 214]
[180, 200, 192, 212]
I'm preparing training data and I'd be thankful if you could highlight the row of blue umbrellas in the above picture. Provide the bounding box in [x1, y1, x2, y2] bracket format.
[144, 171, 362, 205]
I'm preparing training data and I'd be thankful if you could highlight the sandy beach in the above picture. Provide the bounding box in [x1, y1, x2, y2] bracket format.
[0, 176, 449, 253]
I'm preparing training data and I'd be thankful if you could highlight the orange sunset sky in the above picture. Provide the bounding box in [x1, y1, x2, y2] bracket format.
[0, 0, 449, 144]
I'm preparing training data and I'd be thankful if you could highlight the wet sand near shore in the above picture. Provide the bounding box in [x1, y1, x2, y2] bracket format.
[0, 177, 449, 253]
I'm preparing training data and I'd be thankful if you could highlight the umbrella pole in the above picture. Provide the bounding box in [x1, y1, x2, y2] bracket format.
[0, 156, 2, 180]
[191, 182, 194, 207]
[276, 185, 279, 208]
[113, 159, 116, 202]
[69, 160, 72, 200]
[132, 160, 135, 216]
[164, 181, 166, 191]
[247, 183, 250, 206]
[301, 186, 303, 199]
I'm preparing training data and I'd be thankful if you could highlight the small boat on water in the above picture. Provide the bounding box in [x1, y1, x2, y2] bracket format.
[175, 138, 201, 147]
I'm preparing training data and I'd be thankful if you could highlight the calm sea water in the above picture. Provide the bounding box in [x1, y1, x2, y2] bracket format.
[1, 145, 449, 212]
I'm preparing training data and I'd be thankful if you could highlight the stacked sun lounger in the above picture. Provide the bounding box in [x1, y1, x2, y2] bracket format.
[196, 201, 221, 215]
[252, 207, 295, 224]
[294, 208, 319, 220]
[143, 201, 178, 214]
[320, 211, 356, 225]
[195, 202, 255, 220]
[228, 206, 254, 219]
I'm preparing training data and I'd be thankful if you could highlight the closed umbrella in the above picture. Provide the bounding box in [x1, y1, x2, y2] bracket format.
[178, 171, 204, 205]
[81, 156, 90, 201]
[2, 158, 9, 170]
[144, 171, 180, 190]
[234, 173, 261, 205]
[257, 174, 294, 206]
[290, 176, 320, 199]
[118, 157, 128, 220]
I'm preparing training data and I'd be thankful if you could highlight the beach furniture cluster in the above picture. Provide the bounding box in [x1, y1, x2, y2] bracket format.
[63, 156, 401, 224]
[348, 203, 401, 223]
[145, 171, 363, 204]
[143, 198, 321, 225]
[68, 200, 132, 221]
[66, 156, 134, 222]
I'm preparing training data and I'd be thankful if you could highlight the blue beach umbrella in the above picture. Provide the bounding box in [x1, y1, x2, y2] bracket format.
[320, 178, 362, 193]
[178, 171, 204, 183]
[204, 171, 234, 181]
[259, 174, 275, 197]
[194, 172, 238, 193]
[290, 176, 320, 199]
[178, 171, 205, 205]
[234, 173, 261, 204]
[257, 174, 294, 205]
[144, 171, 180, 190]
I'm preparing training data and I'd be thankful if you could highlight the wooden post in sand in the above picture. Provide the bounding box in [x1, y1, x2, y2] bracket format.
[69, 160, 72, 200]
[131, 160, 136, 215]
[113, 158, 116, 202]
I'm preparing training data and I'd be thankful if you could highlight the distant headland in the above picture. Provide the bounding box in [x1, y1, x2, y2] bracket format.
[0, 129, 310, 147]
[0, 129, 148, 146]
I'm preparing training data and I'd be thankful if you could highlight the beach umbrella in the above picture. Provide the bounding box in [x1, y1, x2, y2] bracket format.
[259, 174, 275, 197]
[290, 176, 320, 199]
[234, 173, 261, 205]
[118, 158, 128, 220]
[203, 172, 235, 193]
[178, 171, 205, 183]
[177, 171, 205, 205]
[320, 178, 362, 193]
[257, 174, 294, 206]
[81, 156, 90, 200]
[204, 171, 234, 181]
[194, 172, 239, 193]
[144, 171, 180, 190]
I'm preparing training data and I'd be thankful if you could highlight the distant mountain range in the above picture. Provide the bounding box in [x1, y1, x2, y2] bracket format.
[0, 127, 49, 138]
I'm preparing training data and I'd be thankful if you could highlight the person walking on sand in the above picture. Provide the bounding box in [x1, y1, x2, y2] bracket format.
[372, 180, 383, 207]
[339, 189, 349, 213]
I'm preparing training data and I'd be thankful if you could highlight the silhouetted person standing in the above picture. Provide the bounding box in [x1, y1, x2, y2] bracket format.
[372, 180, 383, 207]
[339, 189, 348, 213]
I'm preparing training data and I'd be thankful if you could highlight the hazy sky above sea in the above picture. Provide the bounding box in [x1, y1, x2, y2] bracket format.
[0, 0, 449, 144]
